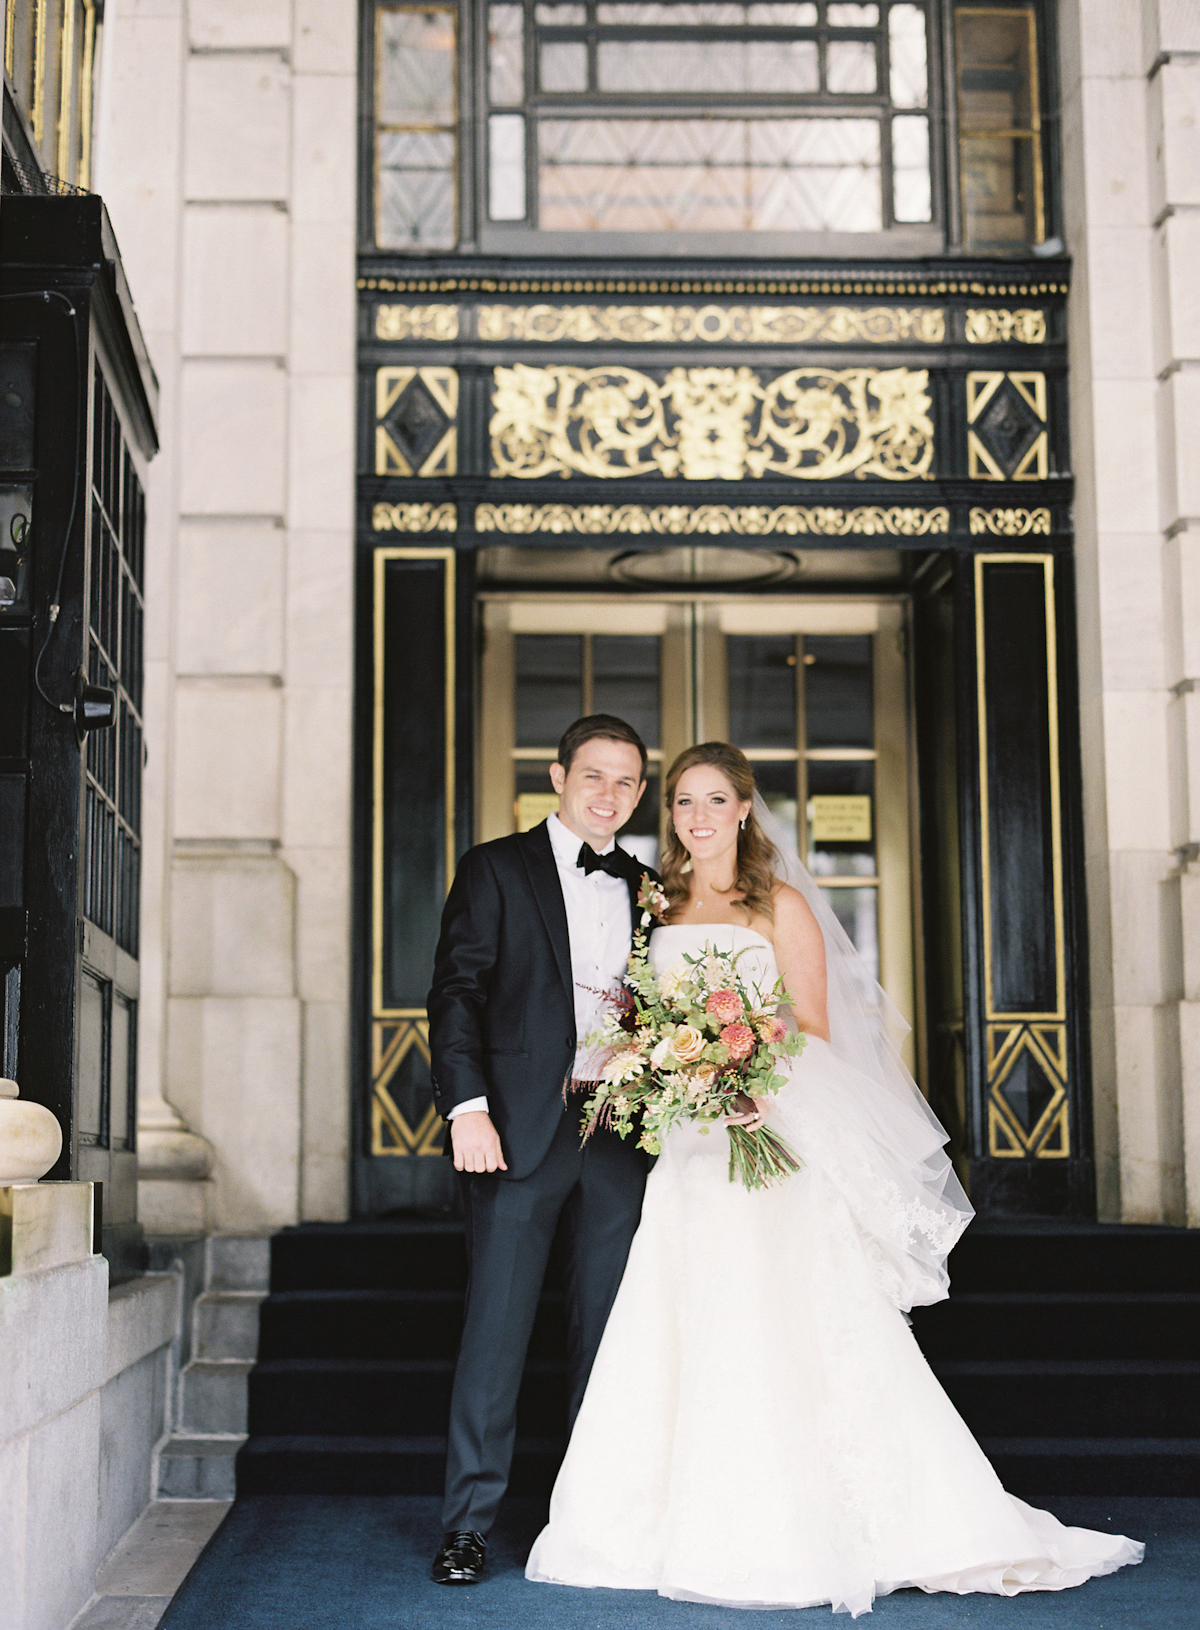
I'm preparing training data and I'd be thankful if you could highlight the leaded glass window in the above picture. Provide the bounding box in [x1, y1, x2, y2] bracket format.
[375, 6, 459, 249]
[955, 5, 1044, 251]
[489, 0, 933, 235]
[363, 0, 1054, 253]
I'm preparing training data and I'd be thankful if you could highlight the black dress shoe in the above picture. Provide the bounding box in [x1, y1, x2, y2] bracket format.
[431, 1530, 487, 1585]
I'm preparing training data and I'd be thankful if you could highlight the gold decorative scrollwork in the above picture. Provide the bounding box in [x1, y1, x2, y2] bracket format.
[965, 309, 1047, 345]
[969, 507, 1050, 536]
[372, 502, 457, 532]
[490, 364, 935, 483]
[475, 502, 949, 537]
[479, 304, 945, 345]
[376, 303, 460, 341]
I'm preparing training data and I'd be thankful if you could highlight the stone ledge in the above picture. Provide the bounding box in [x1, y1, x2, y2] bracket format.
[106, 1273, 182, 1384]
[0, 1181, 95, 1276]
[0, 1255, 108, 1438]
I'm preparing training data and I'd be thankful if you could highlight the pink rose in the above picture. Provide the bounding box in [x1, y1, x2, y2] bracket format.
[757, 1015, 787, 1045]
[720, 1022, 756, 1061]
[706, 988, 744, 1024]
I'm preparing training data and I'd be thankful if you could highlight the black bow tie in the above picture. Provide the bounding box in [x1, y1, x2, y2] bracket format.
[576, 843, 628, 879]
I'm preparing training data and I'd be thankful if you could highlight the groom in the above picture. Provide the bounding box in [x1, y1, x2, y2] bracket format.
[427, 714, 656, 1586]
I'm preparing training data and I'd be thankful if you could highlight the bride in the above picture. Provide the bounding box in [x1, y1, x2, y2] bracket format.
[526, 742, 1143, 1617]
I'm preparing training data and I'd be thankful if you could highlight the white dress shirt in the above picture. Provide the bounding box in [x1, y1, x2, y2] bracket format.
[447, 813, 634, 1119]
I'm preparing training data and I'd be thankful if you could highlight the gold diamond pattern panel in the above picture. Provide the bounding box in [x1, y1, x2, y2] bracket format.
[371, 1016, 445, 1157]
[966, 371, 1047, 482]
[475, 502, 949, 536]
[490, 364, 934, 482]
[478, 304, 946, 345]
[986, 1022, 1069, 1159]
[375, 366, 458, 476]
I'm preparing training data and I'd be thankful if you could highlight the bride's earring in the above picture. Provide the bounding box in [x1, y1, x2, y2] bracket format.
[739, 817, 746, 831]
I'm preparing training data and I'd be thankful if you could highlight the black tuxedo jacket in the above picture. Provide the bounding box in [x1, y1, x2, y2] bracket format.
[427, 820, 657, 1181]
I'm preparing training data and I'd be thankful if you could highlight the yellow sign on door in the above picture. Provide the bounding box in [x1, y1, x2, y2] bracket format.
[809, 795, 872, 843]
[516, 792, 560, 832]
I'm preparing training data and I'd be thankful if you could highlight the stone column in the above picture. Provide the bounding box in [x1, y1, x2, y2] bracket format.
[94, 0, 216, 1236]
[1059, 0, 1196, 1223]
[98, 0, 355, 1232]
[1144, 0, 1200, 1224]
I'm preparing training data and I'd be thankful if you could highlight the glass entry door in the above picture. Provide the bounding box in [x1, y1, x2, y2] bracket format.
[479, 595, 916, 1043]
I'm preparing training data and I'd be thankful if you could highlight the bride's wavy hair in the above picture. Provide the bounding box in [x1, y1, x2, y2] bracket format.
[661, 743, 781, 922]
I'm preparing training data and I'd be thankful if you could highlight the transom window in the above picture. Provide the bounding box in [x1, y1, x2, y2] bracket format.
[368, 0, 1050, 254]
[488, 0, 930, 234]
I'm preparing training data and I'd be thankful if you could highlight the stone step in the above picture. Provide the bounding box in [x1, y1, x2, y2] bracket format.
[207, 1234, 271, 1293]
[235, 1433, 564, 1497]
[247, 1355, 565, 1438]
[911, 1291, 1200, 1361]
[179, 1358, 255, 1435]
[981, 1436, 1200, 1497]
[157, 1434, 247, 1501]
[935, 1359, 1200, 1438]
[193, 1290, 266, 1360]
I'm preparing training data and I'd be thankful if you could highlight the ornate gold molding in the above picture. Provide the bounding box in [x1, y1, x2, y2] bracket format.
[969, 507, 1051, 536]
[474, 502, 949, 537]
[491, 364, 934, 482]
[375, 303, 460, 341]
[372, 502, 457, 532]
[360, 274, 1070, 299]
[965, 309, 1047, 345]
[478, 304, 945, 346]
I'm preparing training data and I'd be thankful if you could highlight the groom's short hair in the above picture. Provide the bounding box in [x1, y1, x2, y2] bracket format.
[557, 715, 648, 778]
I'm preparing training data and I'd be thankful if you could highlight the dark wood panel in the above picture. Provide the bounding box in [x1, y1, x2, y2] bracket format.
[380, 556, 450, 1009]
[980, 560, 1059, 1017]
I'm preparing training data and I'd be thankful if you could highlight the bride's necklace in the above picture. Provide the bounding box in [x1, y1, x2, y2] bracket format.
[688, 875, 737, 911]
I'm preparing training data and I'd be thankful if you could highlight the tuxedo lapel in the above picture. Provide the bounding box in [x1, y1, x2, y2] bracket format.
[518, 821, 573, 1001]
[617, 849, 645, 929]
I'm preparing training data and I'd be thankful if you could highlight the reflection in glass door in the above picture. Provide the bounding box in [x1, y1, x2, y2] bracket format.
[478, 596, 916, 1046]
[478, 600, 691, 867]
[703, 601, 915, 1040]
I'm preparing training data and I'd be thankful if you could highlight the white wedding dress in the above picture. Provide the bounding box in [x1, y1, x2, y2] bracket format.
[526, 923, 1143, 1617]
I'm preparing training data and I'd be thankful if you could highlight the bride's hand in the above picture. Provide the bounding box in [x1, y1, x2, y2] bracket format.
[724, 1093, 769, 1131]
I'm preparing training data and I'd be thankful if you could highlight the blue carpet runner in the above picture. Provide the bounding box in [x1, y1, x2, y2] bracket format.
[157, 1495, 1197, 1629]
[236, 1217, 1200, 1497]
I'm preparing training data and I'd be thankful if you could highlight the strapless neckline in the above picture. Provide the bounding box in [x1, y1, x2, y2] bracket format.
[653, 923, 775, 952]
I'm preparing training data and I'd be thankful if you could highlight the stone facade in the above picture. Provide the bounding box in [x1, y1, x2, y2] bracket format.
[84, 0, 1200, 1234]
[0, 1190, 181, 1630]
[1059, 0, 1200, 1224]
[95, 0, 357, 1232]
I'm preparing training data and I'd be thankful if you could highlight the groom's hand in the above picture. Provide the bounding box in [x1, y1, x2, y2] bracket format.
[450, 1111, 508, 1173]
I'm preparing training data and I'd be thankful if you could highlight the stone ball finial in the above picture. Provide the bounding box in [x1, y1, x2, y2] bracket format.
[0, 1079, 64, 1184]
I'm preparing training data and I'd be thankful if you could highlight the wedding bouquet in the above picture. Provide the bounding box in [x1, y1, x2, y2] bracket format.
[581, 889, 805, 1191]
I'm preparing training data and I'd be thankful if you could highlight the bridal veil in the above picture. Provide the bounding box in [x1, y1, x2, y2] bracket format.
[753, 792, 973, 1309]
